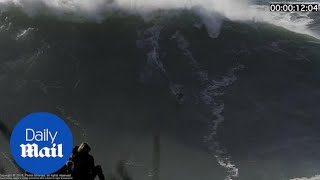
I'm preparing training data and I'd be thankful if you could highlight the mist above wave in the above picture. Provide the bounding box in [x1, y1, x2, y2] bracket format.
[0, 0, 318, 38]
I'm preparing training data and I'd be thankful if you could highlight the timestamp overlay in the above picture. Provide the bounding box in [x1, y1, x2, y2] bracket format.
[270, 1, 319, 12]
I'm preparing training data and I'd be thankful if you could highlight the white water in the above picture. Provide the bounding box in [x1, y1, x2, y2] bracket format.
[291, 175, 320, 180]
[172, 31, 243, 180]
[137, 25, 242, 179]
[0, 0, 318, 38]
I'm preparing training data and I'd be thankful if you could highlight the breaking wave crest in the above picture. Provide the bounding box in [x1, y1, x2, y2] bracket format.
[0, 0, 318, 39]
[291, 175, 320, 180]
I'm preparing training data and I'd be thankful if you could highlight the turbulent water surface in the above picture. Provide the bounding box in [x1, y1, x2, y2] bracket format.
[0, 0, 320, 180]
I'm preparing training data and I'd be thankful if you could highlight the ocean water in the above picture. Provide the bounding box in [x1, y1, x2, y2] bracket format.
[0, 0, 320, 180]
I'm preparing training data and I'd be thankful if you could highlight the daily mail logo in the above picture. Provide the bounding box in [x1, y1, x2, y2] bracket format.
[10, 112, 73, 175]
[20, 128, 62, 158]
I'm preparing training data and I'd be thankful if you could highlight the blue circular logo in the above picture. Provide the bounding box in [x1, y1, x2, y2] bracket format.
[10, 112, 73, 175]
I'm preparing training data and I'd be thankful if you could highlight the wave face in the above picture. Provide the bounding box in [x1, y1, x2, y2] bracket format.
[1, 1, 320, 180]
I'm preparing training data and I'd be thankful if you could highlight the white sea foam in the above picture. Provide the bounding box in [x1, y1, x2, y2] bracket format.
[0, 0, 318, 38]
[138, 28, 242, 180]
[172, 31, 243, 180]
[291, 175, 320, 180]
[15, 27, 35, 40]
[137, 25, 165, 83]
